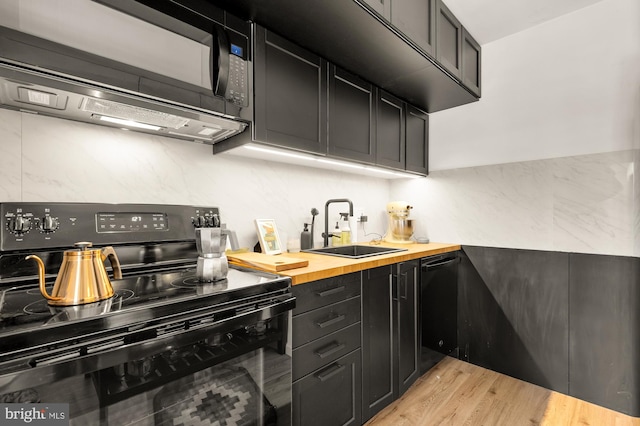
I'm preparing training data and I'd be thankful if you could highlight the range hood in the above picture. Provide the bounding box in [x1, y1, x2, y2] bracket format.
[0, 0, 251, 144]
[0, 61, 247, 144]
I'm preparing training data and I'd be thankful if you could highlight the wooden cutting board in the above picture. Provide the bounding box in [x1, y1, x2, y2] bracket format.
[227, 252, 309, 272]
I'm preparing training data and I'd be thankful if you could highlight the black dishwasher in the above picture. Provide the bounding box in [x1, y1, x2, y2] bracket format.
[420, 252, 460, 374]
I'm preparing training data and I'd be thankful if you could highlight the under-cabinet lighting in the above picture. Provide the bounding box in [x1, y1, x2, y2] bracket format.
[244, 145, 315, 161]
[98, 115, 162, 131]
[241, 144, 423, 179]
[317, 158, 365, 169]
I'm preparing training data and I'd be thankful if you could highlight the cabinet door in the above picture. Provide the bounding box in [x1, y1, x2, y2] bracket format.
[405, 105, 429, 175]
[254, 25, 328, 154]
[462, 27, 481, 97]
[391, 0, 436, 56]
[361, 265, 394, 422]
[395, 260, 420, 396]
[293, 349, 362, 426]
[361, 0, 391, 19]
[569, 254, 640, 416]
[436, 0, 462, 79]
[328, 66, 375, 163]
[376, 90, 405, 170]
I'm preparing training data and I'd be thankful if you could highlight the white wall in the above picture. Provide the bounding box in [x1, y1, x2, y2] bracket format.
[429, 0, 640, 171]
[391, 0, 640, 257]
[0, 109, 391, 249]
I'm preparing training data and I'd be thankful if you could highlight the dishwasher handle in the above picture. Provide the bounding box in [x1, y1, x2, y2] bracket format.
[421, 256, 459, 271]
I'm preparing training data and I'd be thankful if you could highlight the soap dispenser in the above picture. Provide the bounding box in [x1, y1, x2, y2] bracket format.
[300, 223, 312, 250]
[340, 214, 351, 245]
[331, 222, 341, 247]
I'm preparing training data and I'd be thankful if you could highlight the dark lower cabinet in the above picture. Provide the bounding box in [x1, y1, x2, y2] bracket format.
[361, 261, 420, 422]
[395, 260, 420, 396]
[458, 246, 570, 393]
[569, 254, 640, 417]
[458, 245, 640, 417]
[291, 274, 362, 426]
[361, 265, 394, 421]
[292, 349, 362, 426]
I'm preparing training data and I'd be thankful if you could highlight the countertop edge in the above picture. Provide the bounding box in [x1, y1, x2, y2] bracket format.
[230, 242, 461, 285]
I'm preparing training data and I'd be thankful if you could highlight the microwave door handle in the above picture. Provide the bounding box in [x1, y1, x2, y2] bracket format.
[213, 26, 229, 98]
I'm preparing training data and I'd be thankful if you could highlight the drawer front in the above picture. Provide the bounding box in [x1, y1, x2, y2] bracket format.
[293, 349, 362, 426]
[293, 322, 361, 381]
[293, 273, 360, 315]
[293, 296, 361, 347]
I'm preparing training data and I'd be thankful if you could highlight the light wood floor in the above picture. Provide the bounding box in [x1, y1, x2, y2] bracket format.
[366, 356, 640, 426]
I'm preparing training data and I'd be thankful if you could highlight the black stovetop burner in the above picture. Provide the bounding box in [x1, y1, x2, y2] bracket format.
[0, 266, 283, 333]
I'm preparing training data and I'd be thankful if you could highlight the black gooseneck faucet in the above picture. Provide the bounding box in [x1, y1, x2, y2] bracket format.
[322, 199, 353, 247]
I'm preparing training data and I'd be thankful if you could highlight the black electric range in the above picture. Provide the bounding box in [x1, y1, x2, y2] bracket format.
[0, 202, 294, 397]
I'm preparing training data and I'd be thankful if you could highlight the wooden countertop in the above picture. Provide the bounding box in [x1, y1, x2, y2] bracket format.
[229, 242, 461, 285]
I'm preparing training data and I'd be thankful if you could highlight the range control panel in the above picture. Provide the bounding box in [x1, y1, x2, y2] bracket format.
[1, 203, 219, 252]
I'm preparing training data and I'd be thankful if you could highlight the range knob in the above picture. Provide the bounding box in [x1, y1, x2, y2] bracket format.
[39, 215, 59, 233]
[205, 214, 220, 227]
[192, 215, 207, 228]
[7, 215, 32, 235]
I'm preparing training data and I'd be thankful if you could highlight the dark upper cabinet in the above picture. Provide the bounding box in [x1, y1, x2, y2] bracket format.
[361, 0, 391, 19]
[462, 27, 481, 97]
[213, 0, 480, 113]
[405, 105, 429, 175]
[328, 66, 376, 163]
[253, 25, 328, 154]
[391, 0, 436, 57]
[436, 0, 462, 79]
[376, 90, 405, 170]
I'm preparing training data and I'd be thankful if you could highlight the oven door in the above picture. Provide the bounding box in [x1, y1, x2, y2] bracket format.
[0, 296, 294, 426]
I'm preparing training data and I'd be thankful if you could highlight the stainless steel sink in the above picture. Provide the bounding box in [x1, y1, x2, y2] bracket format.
[303, 245, 407, 259]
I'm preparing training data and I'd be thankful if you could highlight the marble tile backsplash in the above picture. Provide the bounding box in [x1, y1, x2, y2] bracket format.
[391, 150, 640, 257]
[3, 109, 639, 257]
[0, 109, 21, 201]
[1, 110, 391, 249]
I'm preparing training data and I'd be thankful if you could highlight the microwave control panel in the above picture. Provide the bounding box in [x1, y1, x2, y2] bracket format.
[226, 32, 249, 107]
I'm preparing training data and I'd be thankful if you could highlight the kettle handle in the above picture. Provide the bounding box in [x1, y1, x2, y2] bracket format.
[25, 255, 63, 302]
[101, 246, 122, 280]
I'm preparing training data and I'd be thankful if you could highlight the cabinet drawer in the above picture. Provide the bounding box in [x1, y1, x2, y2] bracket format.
[293, 296, 361, 347]
[293, 273, 360, 315]
[293, 322, 361, 381]
[293, 349, 362, 426]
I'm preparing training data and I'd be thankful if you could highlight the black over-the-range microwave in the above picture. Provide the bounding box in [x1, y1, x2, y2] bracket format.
[0, 0, 252, 143]
[95, 0, 252, 115]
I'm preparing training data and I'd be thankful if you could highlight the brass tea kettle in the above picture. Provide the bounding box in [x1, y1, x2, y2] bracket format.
[26, 242, 122, 306]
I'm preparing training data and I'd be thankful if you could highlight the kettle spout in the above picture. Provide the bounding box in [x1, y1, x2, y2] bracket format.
[25, 255, 62, 302]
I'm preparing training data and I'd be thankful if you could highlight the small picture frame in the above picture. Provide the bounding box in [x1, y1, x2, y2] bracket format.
[254, 219, 282, 255]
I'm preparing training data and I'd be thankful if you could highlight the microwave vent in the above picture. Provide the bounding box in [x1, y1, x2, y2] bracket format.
[82, 97, 190, 129]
